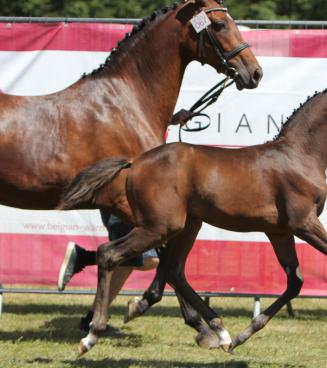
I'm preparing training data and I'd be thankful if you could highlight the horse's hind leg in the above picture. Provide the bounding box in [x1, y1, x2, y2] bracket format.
[232, 233, 303, 351]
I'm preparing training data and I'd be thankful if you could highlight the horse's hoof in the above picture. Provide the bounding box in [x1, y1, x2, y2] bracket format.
[124, 297, 143, 323]
[195, 331, 220, 349]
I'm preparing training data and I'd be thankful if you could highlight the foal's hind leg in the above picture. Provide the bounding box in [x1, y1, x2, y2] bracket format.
[294, 216, 327, 255]
[232, 233, 303, 351]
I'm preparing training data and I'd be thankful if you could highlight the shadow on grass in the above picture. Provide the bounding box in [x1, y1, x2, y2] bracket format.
[5, 301, 327, 321]
[63, 358, 251, 368]
[4, 302, 252, 318]
[0, 316, 143, 346]
[62, 357, 305, 368]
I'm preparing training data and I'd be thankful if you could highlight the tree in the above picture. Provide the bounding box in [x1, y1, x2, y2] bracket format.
[0, 0, 325, 20]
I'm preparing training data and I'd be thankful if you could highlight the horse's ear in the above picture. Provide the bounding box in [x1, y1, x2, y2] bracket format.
[177, 0, 203, 24]
[181, 0, 204, 4]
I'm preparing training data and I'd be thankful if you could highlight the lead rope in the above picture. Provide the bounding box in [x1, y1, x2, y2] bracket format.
[174, 76, 234, 142]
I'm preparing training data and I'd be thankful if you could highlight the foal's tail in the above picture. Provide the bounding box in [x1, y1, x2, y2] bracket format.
[57, 158, 132, 210]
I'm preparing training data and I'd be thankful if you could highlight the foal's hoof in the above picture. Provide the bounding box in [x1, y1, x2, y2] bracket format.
[78, 333, 98, 357]
[124, 297, 143, 323]
[78, 340, 90, 357]
[220, 342, 233, 353]
[195, 331, 220, 349]
[226, 339, 238, 354]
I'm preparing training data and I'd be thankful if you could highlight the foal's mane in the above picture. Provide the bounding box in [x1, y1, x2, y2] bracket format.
[82, 1, 184, 79]
[272, 88, 327, 141]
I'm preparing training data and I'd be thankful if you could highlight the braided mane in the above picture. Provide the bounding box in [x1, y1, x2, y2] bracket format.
[272, 88, 327, 141]
[82, 1, 184, 78]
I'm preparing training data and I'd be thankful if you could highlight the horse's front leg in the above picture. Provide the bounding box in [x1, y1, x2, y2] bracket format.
[231, 233, 303, 351]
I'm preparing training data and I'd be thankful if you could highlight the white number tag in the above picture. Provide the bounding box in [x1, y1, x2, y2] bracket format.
[190, 11, 211, 33]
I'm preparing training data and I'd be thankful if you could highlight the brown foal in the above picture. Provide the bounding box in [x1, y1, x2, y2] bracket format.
[60, 89, 327, 353]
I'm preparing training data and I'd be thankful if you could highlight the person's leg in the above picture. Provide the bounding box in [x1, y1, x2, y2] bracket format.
[57, 212, 130, 291]
[58, 241, 97, 291]
[80, 212, 150, 330]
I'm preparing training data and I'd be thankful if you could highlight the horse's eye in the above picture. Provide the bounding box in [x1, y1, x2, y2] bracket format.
[211, 21, 226, 31]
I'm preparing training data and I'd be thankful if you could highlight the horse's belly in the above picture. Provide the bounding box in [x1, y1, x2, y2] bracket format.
[0, 179, 64, 209]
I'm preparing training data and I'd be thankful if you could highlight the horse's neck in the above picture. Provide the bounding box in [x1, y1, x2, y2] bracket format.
[282, 94, 327, 172]
[93, 15, 187, 133]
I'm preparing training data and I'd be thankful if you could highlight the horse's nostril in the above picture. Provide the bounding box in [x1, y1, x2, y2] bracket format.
[253, 68, 263, 83]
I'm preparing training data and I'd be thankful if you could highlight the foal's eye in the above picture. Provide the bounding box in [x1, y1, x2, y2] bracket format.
[211, 21, 226, 31]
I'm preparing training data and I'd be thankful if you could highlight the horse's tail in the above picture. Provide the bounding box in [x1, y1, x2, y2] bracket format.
[57, 158, 132, 210]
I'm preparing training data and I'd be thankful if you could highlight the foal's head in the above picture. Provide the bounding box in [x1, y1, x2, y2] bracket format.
[178, 0, 262, 89]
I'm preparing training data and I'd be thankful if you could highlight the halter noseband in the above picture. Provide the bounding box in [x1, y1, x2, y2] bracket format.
[197, 7, 250, 78]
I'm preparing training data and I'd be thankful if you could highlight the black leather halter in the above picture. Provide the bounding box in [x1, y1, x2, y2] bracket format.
[198, 7, 250, 78]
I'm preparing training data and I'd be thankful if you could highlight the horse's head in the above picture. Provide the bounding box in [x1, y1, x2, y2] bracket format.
[177, 0, 262, 90]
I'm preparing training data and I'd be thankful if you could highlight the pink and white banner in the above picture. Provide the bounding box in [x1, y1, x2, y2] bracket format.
[0, 22, 327, 296]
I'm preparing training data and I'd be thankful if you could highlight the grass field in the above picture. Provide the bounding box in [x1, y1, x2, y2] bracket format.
[0, 292, 327, 368]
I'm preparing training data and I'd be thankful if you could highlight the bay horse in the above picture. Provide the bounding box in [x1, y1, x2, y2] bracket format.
[0, 0, 261, 211]
[59, 89, 327, 353]
[0, 0, 261, 352]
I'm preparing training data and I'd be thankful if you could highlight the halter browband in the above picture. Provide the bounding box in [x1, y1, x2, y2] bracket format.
[197, 6, 250, 76]
[205, 7, 228, 13]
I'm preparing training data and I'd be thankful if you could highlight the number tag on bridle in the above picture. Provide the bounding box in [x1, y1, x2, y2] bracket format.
[190, 11, 211, 33]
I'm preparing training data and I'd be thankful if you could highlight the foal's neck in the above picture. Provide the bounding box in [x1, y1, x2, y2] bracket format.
[281, 93, 327, 173]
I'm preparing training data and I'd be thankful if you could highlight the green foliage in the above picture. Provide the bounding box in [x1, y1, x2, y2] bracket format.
[0, 0, 325, 20]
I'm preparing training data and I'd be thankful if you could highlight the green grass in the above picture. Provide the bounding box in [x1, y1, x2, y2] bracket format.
[0, 293, 327, 368]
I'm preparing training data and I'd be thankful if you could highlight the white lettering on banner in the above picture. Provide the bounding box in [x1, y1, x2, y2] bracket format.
[190, 11, 211, 33]
[235, 114, 252, 134]
[181, 113, 284, 141]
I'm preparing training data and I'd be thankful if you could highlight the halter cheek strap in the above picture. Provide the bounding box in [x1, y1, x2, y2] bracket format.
[196, 7, 250, 77]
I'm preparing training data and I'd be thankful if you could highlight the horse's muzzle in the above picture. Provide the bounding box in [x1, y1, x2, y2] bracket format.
[235, 67, 263, 90]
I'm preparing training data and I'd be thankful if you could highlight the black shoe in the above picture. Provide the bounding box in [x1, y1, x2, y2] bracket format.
[80, 310, 94, 332]
[57, 242, 86, 291]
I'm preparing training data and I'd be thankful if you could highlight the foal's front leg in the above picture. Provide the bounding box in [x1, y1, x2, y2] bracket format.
[162, 218, 232, 351]
[79, 245, 113, 355]
[125, 246, 221, 349]
[124, 254, 166, 323]
[80, 228, 163, 354]
[231, 233, 303, 351]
